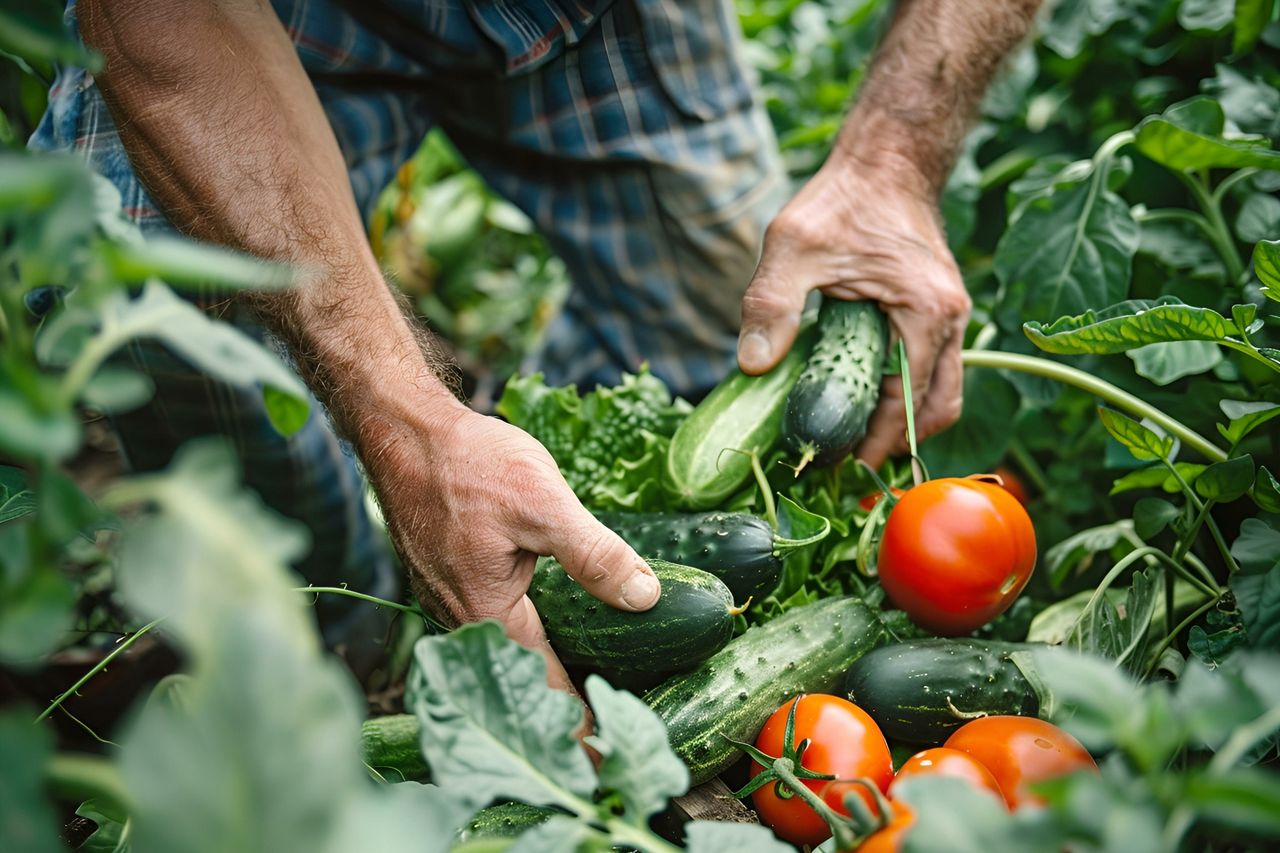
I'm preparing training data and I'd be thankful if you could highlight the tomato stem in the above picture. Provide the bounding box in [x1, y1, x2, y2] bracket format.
[960, 350, 1228, 463]
[35, 617, 164, 724]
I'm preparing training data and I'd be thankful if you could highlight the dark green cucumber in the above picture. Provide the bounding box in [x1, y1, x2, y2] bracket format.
[783, 298, 886, 471]
[668, 324, 817, 509]
[455, 802, 555, 845]
[644, 596, 889, 785]
[361, 714, 430, 781]
[841, 639, 1044, 745]
[595, 510, 782, 602]
[528, 557, 737, 673]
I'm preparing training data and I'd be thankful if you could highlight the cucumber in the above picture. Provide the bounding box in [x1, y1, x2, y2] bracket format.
[455, 802, 555, 845]
[783, 298, 886, 471]
[528, 557, 737, 673]
[667, 324, 817, 509]
[361, 713, 429, 782]
[595, 510, 782, 602]
[841, 639, 1044, 745]
[644, 596, 889, 785]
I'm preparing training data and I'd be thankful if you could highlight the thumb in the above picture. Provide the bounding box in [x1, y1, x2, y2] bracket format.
[535, 504, 661, 612]
[737, 266, 807, 375]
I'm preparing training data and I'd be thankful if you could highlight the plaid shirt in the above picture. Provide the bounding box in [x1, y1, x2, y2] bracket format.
[31, 0, 785, 616]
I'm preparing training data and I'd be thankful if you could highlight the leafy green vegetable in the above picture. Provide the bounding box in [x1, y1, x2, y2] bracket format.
[497, 367, 690, 511]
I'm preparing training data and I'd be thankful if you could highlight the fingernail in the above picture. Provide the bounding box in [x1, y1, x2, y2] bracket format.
[738, 330, 772, 369]
[621, 571, 661, 610]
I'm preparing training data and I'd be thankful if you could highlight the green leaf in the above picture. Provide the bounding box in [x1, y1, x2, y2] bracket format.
[1042, 520, 1134, 587]
[102, 236, 294, 292]
[1253, 467, 1280, 513]
[1235, 193, 1280, 244]
[1135, 97, 1280, 172]
[407, 622, 595, 813]
[1217, 399, 1280, 445]
[1233, 0, 1277, 53]
[684, 821, 796, 853]
[0, 561, 75, 665]
[1133, 497, 1180, 539]
[262, 384, 311, 437]
[0, 467, 35, 524]
[1232, 563, 1280, 649]
[995, 174, 1139, 333]
[1195, 454, 1256, 501]
[1185, 767, 1280, 835]
[1178, 0, 1236, 31]
[0, 365, 81, 463]
[81, 365, 155, 414]
[1110, 462, 1206, 495]
[1023, 647, 1142, 751]
[583, 675, 688, 825]
[0, 710, 62, 853]
[1232, 518, 1280, 573]
[75, 799, 129, 853]
[774, 495, 832, 551]
[1040, 0, 1141, 59]
[1097, 408, 1172, 462]
[0, 1, 97, 68]
[1253, 239, 1280, 295]
[920, 368, 1020, 477]
[1128, 341, 1222, 385]
[1024, 297, 1239, 355]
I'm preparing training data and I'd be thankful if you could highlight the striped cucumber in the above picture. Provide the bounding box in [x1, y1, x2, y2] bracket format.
[841, 639, 1044, 744]
[783, 298, 886, 471]
[667, 324, 817, 509]
[595, 510, 783, 602]
[644, 596, 889, 785]
[527, 557, 739, 673]
[361, 713, 429, 782]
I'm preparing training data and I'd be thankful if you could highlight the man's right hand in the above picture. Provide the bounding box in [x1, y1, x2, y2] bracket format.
[368, 405, 662, 691]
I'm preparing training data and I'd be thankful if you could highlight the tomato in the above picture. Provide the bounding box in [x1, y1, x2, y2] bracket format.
[877, 477, 1036, 635]
[943, 716, 1097, 808]
[992, 466, 1029, 505]
[847, 801, 914, 853]
[888, 747, 1004, 804]
[858, 487, 905, 512]
[750, 695, 894, 847]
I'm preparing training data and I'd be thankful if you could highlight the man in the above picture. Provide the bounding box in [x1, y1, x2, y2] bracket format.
[33, 0, 1039, 689]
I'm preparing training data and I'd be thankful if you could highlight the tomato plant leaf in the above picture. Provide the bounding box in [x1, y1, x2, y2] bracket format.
[1110, 463, 1206, 495]
[1133, 497, 1180, 540]
[583, 675, 688, 826]
[0, 554, 75, 665]
[1195, 454, 1256, 502]
[1253, 239, 1280, 295]
[407, 621, 595, 812]
[1252, 467, 1280, 513]
[1231, 518, 1280, 574]
[1231, 564, 1280, 650]
[684, 820, 797, 853]
[1042, 520, 1135, 587]
[1097, 408, 1173, 462]
[1235, 193, 1280, 244]
[1232, 0, 1277, 53]
[1128, 341, 1222, 385]
[1217, 400, 1280, 445]
[994, 173, 1139, 333]
[1023, 297, 1240, 355]
[1134, 97, 1280, 172]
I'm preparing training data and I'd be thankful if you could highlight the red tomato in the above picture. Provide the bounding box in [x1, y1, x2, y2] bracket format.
[858, 487, 905, 512]
[888, 747, 1004, 804]
[848, 800, 914, 853]
[877, 477, 1036, 635]
[992, 466, 1029, 505]
[943, 716, 1097, 808]
[750, 695, 894, 847]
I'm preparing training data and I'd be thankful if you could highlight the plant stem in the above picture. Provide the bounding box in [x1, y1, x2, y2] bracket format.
[1178, 171, 1244, 284]
[960, 350, 1228, 463]
[1141, 596, 1219, 680]
[1066, 546, 1161, 650]
[1134, 208, 1217, 243]
[604, 818, 685, 853]
[769, 757, 858, 849]
[35, 618, 164, 723]
[1211, 168, 1258, 205]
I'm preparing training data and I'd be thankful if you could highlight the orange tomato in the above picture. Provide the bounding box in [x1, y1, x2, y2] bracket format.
[888, 747, 1004, 804]
[944, 716, 1097, 808]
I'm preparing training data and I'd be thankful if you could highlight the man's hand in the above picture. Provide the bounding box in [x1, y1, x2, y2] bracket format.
[738, 161, 970, 467]
[364, 405, 660, 692]
[738, 0, 1041, 466]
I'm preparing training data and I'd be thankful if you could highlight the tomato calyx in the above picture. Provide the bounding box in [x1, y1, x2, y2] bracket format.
[729, 698, 893, 849]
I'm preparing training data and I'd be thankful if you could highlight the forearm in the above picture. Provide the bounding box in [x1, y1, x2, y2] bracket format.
[79, 0, 463, 444]
[834, 0, 1042, 196]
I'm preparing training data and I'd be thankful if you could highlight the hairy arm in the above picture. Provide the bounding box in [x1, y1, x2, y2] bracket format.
[79, 0, 659, 689]
[740, 0, 1042, 465]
